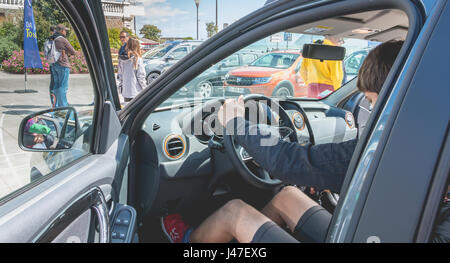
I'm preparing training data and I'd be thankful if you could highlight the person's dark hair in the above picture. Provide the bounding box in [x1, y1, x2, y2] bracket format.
[120, 31, 129, 37]
[50, 25, 56, 32]
[357, 40, 404, 94]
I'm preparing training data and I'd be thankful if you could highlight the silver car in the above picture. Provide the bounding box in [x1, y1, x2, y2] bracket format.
[143, 40, 203, 84]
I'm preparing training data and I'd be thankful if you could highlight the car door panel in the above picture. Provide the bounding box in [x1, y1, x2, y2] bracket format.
[351, 0, 450, 242]
[0, 0, 129, 243]
[0, 142, 119, 242]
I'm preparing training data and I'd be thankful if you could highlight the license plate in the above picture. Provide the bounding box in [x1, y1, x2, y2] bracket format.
[227, 86, 245, 93]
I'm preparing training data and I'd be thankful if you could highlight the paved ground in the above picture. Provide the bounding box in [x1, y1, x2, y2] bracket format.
[0, 71, 94, 199]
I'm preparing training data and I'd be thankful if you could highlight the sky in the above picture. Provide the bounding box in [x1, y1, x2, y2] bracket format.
[136, 0, 266, 40]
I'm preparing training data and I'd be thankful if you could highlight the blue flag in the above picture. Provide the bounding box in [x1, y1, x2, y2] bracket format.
[23, 0, 42, 69]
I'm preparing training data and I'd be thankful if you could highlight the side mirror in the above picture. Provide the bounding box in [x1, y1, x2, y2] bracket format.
[302, 44, 346, 61]
[165, 55, 175, 62]
[19, 107, 80, 152]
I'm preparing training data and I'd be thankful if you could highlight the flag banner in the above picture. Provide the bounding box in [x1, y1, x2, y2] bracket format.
[23, 0, 42, 69]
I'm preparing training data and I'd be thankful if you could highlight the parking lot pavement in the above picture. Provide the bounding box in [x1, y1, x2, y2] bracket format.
[0, 71, 94, 199]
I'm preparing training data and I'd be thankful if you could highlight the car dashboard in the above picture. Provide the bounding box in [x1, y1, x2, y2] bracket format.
[136, 99, 357, 217]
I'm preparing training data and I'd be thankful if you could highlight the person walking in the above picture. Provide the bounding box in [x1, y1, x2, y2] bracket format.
[51, 24, 76, 107]
[118, 30, 129, 58]
[299, 36, 344, 99]
[118, 38, 147, 103]
[47, 25, 57, 107]
[117, 31, 130, 98]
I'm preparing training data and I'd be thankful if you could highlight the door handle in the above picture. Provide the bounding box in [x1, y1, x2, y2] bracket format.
[34, 187, 111, 243]
[91, 189, 110, 243]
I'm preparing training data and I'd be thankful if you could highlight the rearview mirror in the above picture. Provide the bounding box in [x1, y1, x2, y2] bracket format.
[19, 107, 80, 152]
[302, 44, 346, 61]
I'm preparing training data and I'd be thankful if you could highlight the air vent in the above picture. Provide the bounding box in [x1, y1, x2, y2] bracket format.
[164, 135, 186, 160]
[152, 123, 161, 131]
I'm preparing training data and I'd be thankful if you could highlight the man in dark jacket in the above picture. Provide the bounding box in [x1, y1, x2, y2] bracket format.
[118, 31, 129, 58]
[117, 31, 129, 94]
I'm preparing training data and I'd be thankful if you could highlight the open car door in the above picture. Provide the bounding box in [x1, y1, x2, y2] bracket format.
[0, 0, 131, 243]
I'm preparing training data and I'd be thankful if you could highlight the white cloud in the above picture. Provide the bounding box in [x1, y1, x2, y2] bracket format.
[145, 5, 188, 17]
[141, 0, 188, 18]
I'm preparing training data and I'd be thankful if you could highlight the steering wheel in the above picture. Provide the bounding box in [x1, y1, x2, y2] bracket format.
[223, 94, 303, 189]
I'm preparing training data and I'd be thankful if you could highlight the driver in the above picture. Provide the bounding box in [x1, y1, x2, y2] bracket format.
[161, 40, 423, 243]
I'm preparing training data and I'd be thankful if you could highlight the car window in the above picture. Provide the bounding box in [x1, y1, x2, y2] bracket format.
[162, 30, 375, 103]
[0, 0, 95, 200]
[171, 47, 189, 60]
[345, 52, 367, 75]
[242, 54, 258, 65]
[143, 44, 175, 59]
[222, 54, 239, 67]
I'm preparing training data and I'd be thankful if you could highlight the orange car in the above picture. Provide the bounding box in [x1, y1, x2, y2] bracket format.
[224, 51, 307, 97]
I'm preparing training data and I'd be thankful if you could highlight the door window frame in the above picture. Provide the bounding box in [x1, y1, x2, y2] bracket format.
[0, 0, 113, 205]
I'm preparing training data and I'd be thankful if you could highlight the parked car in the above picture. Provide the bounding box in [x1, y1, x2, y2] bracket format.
[173, 51, 262, 98]
[224, 51, 306, 97]
[143, 40, 203, 84]
[343, 48, 371, 82]
[1, 0, 448, 245]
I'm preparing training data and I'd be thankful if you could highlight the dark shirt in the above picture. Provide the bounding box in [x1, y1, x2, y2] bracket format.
[228, 117, 449, 242]
[119, 43, 128, 58]
[228, 117, 356, 193]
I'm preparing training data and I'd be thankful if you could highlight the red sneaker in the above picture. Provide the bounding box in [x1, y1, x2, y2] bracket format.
[161, 214, 191, 243]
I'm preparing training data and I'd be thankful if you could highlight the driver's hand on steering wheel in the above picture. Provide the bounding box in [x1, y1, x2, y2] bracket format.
[218, 95, 245, 128]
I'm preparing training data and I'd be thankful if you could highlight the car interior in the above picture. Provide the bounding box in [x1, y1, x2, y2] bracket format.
[127, 8, 410, 242]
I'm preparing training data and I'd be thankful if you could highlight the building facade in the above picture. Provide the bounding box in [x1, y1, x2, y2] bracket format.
[0, 0, 145, 33]
[102, 0, 145, 33]
[0, 0, 23, 23]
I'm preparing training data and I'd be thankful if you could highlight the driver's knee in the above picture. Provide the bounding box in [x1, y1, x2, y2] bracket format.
[269, 186, 317, 226]
[221, 199, 251, 221]
[220, 199, 258, 231]
[271, 186, 304, 209]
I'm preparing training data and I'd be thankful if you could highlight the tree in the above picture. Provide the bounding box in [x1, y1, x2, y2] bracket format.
[140, 24, 161, 42]
[206, 22, 218, 38]
[34, 0, 66, 26]
[183, 37, 194, 40]
[107, 28, 136, 50]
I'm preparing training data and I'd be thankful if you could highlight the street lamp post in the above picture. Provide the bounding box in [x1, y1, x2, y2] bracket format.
[194, 0, 201, 40]
[216, 0, 218, 31]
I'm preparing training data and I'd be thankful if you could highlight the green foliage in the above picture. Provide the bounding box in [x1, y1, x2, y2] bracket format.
[206, 22, 218, 38]
[1, 49, 88, 74]
[0, 40, 20, 63]
[140, 24, 161, 42]
[34, 0, 67, 26]
[0, 0, 78, 52]
[108, 28, 123, 50]
[67, 32, 81, 51]
[0, 22, 23, 49]
[183, 37, 194, 40]
[107, 27, 137, 50]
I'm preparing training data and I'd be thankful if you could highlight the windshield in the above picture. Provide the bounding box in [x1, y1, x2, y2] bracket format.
[250, 53, 300, 69]
[143, 43, 176, 59]
[161, 31, 377, 108]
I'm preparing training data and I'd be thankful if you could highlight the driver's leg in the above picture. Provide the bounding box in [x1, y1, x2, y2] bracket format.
[262, 186, 332, 242]
[261, 186, 317, 231]
[190, 199, 269, 243]
[190, 199, 297, 243]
